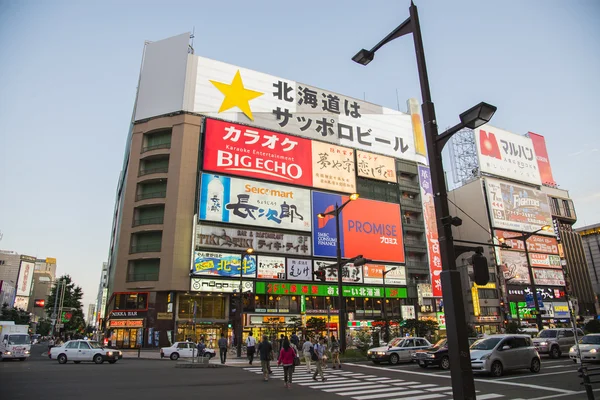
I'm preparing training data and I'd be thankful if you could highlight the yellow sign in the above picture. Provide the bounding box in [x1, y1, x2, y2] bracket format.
[356, 150, 397, 183]
[554, 305, 569, 312]
[472, 286, 481, 316]
[210, 70, 263, 121]
[45, 257, 57, 264]
[311, 141, 356, 194]
[474, 282, 496, 289]
[157, 312, 173, 320]
[558, 244, 564, 258]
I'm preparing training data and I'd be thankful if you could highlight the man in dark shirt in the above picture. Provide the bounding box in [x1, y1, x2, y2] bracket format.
[257, 335, 273, 381]
[218, 333, 228, 364]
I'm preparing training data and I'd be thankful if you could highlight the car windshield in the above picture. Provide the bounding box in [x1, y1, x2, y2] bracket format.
[89, 341, 103, 349]
[538, 330, 558, 338]
[580, 336, 600, 345]
[8, 335, 30, 344]
[470, 337, 502, 350]
[433, 339, 448, 349]
[388, 338, 404, 347]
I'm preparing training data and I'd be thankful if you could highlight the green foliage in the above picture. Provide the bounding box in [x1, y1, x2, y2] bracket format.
[305, 317, 327, 339]
[339, 348, 366, 360]
[36, 319, 52, 336]
[402, 319, 438, 337]
[353, 328, 373, 355]
[584, 319, 600, 334]
[505, 321, 523, 334]
[44, 275, 85, 333]
[287, 316, 303, 333]
[0, 302, 31, 324]
[466, 324, 478, 338]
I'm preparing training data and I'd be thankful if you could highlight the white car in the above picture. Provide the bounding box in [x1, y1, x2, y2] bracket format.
[367, 337, 432, 365]
[570, 334, 600, 363]
[470, 334, 541, 377]
[160, 342, 216, 360]
[49, 340, 122, 364]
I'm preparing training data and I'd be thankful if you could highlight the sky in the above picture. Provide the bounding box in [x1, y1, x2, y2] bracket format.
[1, 0, 599, 313]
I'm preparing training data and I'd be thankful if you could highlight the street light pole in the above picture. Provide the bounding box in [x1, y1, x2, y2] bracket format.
[523, 237, 544, 331]
[237, 248, 254, 358]
[382, 267, 397, 343]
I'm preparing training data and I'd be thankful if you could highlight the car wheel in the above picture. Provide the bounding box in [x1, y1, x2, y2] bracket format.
[94, 354, 104, 364]
[550, 346, 561, 359]
[440, 356, 450, 370]
[389, 353, 400, 365]
[170, 352, 179, 361]
[490, 361, 503, 378]
[108, 361, 117, 364]
[58, 354, 67, 364]
[203, 353, 211, 358]
[418, 363, 428, 369]
[74, 361, 81, 364]
[530, 358, 541, 373]
[573, 359, 578, 364]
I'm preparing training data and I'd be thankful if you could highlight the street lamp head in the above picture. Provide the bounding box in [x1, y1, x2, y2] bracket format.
[349, 193, 360, 201]
[317, 213, 325, 219]
[459, 102, 497, 129]
[246, 248, 254, 254]
[541, 225, 551, 232]
[352, 49, 374, 66]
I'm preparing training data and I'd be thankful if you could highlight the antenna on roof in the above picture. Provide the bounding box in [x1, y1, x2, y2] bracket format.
[189, 27, 196, 54]
[396, 89, 400, 111]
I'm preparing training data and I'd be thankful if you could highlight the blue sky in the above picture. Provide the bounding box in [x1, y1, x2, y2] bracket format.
[1, 1, 598, 310]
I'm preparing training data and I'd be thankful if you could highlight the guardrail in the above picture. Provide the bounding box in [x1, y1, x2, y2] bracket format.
[579, 364, 600, 399]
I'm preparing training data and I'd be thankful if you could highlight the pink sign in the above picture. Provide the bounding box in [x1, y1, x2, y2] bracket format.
[419, 166, 442, 297]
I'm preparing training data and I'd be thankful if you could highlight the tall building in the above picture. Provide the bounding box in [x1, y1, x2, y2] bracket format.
[104, 33, 436, 348]
[87, 303, 96, 326]
[576, 223, 600, 299]
[27, 257, 58, 321]
[95, 262, 109, 328]
[0, 250, 21, 288]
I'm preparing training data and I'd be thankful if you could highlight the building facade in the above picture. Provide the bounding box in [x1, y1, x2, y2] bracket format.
[0, 250, 21, 289]
[576, 223, 600, 300]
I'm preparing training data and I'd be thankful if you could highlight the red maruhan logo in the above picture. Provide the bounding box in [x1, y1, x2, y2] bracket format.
[479, 130, 502, 159]
[318, 205, 335, 228]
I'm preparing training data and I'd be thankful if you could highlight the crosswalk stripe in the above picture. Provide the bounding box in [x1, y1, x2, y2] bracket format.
[358, 390, 424, 399]
[297, 378, 349, 386]
[475, 395, 504, 399]
[366, 377, 393, 381]
[385, 394, 445, 400]
[423, 386, 452, 392]
[320, 383, 386, 391]
[392, 381, 420, 386]
[335, 387, 406, 396]
[352, 390, 420, 400]
[408, 384, 437, 389]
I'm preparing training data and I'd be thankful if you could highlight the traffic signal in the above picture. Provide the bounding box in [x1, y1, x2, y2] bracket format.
[314, 268, 326, 281]
[472, 251, 489, 286]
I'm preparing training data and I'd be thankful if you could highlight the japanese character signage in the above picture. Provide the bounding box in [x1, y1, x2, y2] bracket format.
[312, 191, 404, 263]
[191, 278, 254, 293]
[199, 173, 311, 232]
[506, 286, 566, 302]
[311, 141, 356, 193]
[16, 260, 34, 297]
[418, 166, 442, 297]
[485, 178, 554, 234]
[401, 305, 416, 319]
[286, 259, 313, 281]
[314, 260, 363, 284]
[356, 150, 397, 183]
[499, 250, 531, 285]
[192, 251, 257, 278]
[194, 56, 426, 163]
[532, 268, 565, 286]
[255, 281, 407, 298]
[475, 124, 541, 185]
[195, 224, 311, 256]
[494, 230, 559, 254]
[257, 256, 286, 280]
[528, 253, 561, 268]
[362, 264, 406, 285]
[553, 302, 570, 317]
[203, 118, 313, 186]
[527, 132, 556, 187]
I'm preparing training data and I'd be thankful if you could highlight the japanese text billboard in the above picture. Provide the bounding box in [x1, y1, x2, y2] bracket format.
[191, 278, 253, 293]
[528, 253, 561, 268]
[312, 191, 404, 263]
[199, 173, 311, 232]
[418, 166, 442, 297]
[314, 260, 363, 284]
[16, 261, 34, 297]
[257, 256, 286, 280]
[195, 224, 311, 256]
[356, 150, 397, 183]
[533, 268, 565, 286]
[362, 264, 406, 285]
[527, 132, 556, 187]
[485, 178, 554, 234]
[475, 124, 541, 185]
[194, 56, 426, 163]
[499, 250, 531, 285]
[203, 118, 313, 186]
[286, 259, 313, 281]
[311, 141, 356, 193]
[192, 251, 256, 277]
[494, 230, 559, 254]
[255, 281, 407, 298]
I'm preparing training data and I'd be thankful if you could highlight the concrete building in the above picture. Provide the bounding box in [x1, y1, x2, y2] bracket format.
[28, 271, 53, 322]
[576, 223, 600, 299]
[87, 303, 96, 326]
[0, 250, 21, 288]
[95, 262, 109, 328]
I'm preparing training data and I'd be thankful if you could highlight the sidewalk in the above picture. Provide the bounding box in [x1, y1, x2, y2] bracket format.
[120, 349, 253, 366]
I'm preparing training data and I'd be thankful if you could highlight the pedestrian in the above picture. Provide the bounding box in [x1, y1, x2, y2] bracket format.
[246, 332, 256, 365]
[278, 334, 285, 353]
[312, 337, 327, 382]
[197, 337, 206, 358]
[218, 332, 228, 364]
[330, 336, 341, 369]
[278, 337, 296, 388]
[48, 337, 55, 354]
[290, 331, 299, 347]
[258, 335, 273, 382]
[302, 337, 313, 373]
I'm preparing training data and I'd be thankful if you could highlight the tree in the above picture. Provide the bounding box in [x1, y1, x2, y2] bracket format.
[44, 275, 85, 334]
[1, 302, 31, 324]
[403, 319, 438, 337]
[36, 319, 52, 336]
[305, 317, 327, 339]
[287, 316, 303, 334]
[505, 321, 523, 334]
[585, 319, 600, 334]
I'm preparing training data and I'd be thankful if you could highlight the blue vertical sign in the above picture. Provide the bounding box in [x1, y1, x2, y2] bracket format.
[199, 174, 231, 222]
[312, 191, 344, 258]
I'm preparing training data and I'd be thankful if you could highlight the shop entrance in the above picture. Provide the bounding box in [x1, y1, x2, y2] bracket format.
[111, 328, 143, 348]
[176, 323, 228, 348]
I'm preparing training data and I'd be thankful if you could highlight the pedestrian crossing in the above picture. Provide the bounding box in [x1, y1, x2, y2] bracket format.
[243, 367, 514, 400]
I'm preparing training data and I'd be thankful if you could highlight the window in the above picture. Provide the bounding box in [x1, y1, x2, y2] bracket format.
[79, 342, 91, 349]
[127, 259, 160, 282]
[403, 339, 415, 347]
[513, 337, 528, 348]
[356, 177, 399, 203]
[136, 180, 167, 201]
[480, 306, 500, 316]
[177, 343, 187, 349]
[143, 129, 172, 152]
[130, 231, 162, 253]
[564, 330, 574, 338]
[479, 289, 499, 299]
[562, 200, 572, 218]
[550, 197, 560, 215]
[66, 342, 79, 349]
[139, 155, 169, 176]
[133, 205, 165, 226]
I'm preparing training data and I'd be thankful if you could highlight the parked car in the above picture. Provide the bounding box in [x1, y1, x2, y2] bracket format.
[413, 337, 478, 370]
[49, 340, 122, 364]
[470, 334, 541, 377]
[532, 328, 584, 358]
[569, 334, 600, 363]
[367, 337, 432, 365]
[160, 342, 216, 360]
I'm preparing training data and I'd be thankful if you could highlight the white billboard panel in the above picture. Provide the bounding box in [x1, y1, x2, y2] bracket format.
[16, 261, 34, 297]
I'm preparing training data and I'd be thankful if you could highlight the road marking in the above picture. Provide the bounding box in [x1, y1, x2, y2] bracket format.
[385, 394, 445, 400]
[365, 377, 393, 381]
[365, 391, 427, 399]
[423, 387, 453, 392]
[392, 381, 421, 386]
[335, 387, 404, 396]
[527, 387, 600, 400]
[296, 378, 349, 385]
[319, 383, 384, 391]
[353, 389, 420, 400]
[476, 394, 504, 399]
[495, 370, 577, 380]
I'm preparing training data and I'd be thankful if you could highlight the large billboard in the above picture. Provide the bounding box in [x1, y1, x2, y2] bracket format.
[533, 268, 565, 286]
[256, 256, 286, 280]
[494, 230, 559, 254]
[16, 261, 34, 297]
[475, 125, 541, 185]
[194, 56, 426, 163]
[362, 264, 406, 285]
[192, 251, 257, 277]
[527, 132, 556, 187]
[286, 259, 313, 281]
[314, 260, 364, 284]
[199, 173, 311, 232]
[356, 150, 397, 183]
[485, 178, 554, 234]
[499, 250, 531, 285]
[418, 166, 442, 297]
[311, 141, 356, 193]
[312, 192, 404, 263]
[195, 224, 311, 256]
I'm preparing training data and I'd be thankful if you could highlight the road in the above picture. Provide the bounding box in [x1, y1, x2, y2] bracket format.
[2, 344, 598, 400]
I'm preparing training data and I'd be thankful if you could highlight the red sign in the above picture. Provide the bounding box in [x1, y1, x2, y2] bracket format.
[528, 132, 556, 186]
[419, 166, 442, 297]
[108, 319, 144, 328]
[34, 299, 45, 308]
[203, 119, 313, 186]
[495, 230, 559, 254]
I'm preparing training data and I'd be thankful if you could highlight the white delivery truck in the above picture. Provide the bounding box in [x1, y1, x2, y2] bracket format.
[0, 321, 31, 360]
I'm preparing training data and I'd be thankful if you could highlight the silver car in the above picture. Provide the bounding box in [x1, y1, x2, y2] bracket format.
[470, 334, 541, 377]
[569, 334, 600, 363]
[367, 337, 432, 365]
[533, 328, 584, 358]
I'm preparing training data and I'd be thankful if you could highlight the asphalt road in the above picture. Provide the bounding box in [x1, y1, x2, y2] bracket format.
[2, 344, 599, 400]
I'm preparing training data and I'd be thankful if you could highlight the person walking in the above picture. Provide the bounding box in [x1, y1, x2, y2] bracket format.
[218, 332, 228, 364]
[302, 337, 313, 373]
[330, 336, 341, 369]
[290, 331, 299, 347]
[258, 335, 273, 382]
[278, 337, 296, 388]
[197, 337, 206, 358]
[246, 332, 257, 365]
[312, 337, 327, 382]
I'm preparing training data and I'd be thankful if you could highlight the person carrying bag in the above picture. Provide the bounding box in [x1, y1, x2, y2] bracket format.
[277, 337, 296, 388]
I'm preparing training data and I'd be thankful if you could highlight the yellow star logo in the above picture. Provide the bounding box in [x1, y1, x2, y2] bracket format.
[210, 70, 263, 121]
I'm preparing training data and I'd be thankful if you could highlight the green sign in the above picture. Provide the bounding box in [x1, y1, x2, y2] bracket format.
[300, 295, 306, 313]
[509, 301, 534, 319]
[255, 282, 407, 299]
